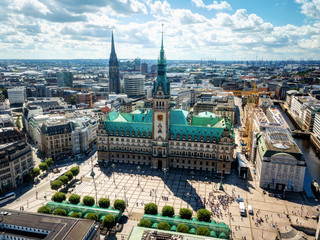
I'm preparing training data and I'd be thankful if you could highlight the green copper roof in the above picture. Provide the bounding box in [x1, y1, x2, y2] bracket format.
[153, 32, 169, 96]
[191, 115, 221, 127]
[170, 109, 189, 125]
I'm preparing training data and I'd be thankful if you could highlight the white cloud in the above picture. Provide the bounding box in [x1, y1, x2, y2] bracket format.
[0, 0, 319, 60]
[191, 0, 232, 11]
[296, 0, 320, 19]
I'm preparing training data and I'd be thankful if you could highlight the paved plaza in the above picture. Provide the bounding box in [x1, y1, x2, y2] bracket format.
[4, 154, 319, 240]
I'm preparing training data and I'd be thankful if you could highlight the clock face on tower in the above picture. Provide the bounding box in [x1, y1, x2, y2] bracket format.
[157, 114, 163, 121]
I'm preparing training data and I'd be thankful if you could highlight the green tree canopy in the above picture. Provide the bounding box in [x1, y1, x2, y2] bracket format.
[68, 194, 80, 204]
[71, 94, 76, 105]
[138, 219, 152, 228]
[197, 209, 211, 222]
[177, 224, 190, 233]
[83, 196, 95, 206]
[85, 213, 99, 221]
[39, 162, 48, 172]
[70, 166, 79, 177]
[33, 168, 40, 177]
[102, 215, 115, 230]
[64, 171, 74, 181]
[45, 158, 54, 167]
[51, 192, 66, 202]
[69, 212, 81, 218]
[196, 226, 210, 236]
[157, 222, 170, 231]
[114, 199, 126, 213]
[179, 208, 192, 220]
[144, 203, 158, 215]
[15, 116, 21, 130]
[58, 175, 69, 185]
[98, 198, 110, 208]
[37, 206, 51, 214]
[52, 208, 67, 216]
[162, 205, 175, 217]
[51, 180, 63, 190]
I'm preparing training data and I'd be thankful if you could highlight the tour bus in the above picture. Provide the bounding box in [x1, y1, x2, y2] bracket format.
[0, 192, 16, 205]
[239, 202, 246, 216]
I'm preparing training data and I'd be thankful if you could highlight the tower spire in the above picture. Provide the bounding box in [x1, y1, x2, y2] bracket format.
[111, 30, 116, 54]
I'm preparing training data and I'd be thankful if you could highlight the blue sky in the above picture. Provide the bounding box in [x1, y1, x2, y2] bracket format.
[0, 0, 319, 60]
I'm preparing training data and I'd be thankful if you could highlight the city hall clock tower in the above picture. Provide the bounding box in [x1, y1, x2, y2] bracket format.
[152, 31, 170, 170]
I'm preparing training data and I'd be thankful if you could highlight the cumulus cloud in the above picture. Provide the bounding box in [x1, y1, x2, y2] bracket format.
[296, 0, 320, 19]
[0, 0, 319, 59]
[191, 0, 232, 11]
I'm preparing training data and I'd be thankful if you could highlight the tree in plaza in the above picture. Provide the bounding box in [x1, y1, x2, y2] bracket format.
[70, 94, 76, 105]
[58, 175, 69, 185]
[162, 205, 175, 217]
[50, 180, 63, 190]
[37, 206, 51, 214]
[45, 158, 54, 168]
[52, 208, 67, 216]
[23, 173, 33, 182]
[70, 166, 79, 178]
[98, 198, 110, 208]
[51, 192, 66, 202]
[113, 199, 126, 213]
[144, 203, 158, 215]
[157, 222, 170, 231]
[196, 226, 210, 236]
[197, 209, 211, 222]
[15, 116, 21, 130]
[138, 219, 152, 228]
[83, 196, 95, 206]
[69, 212, 81, 218]
[68, 194, 81, 204]
[39, 162, 48, 172]
[85, 213, 99, 221]
[1, 88, 8, 99]
[102, 215, 115, 230]
[179, 208, 192, 220]
[177, 224, 189, 233]
[64, 171, 74, 181]
[32, 168, 40, 177]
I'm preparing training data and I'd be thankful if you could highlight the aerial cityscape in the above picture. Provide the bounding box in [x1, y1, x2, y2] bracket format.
[0, 0, 320, 240]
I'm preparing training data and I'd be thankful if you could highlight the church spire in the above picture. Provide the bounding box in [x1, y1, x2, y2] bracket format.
[111, 31, 116, 56]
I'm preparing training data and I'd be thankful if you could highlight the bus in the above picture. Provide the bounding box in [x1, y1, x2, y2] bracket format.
[0, 192, 16, 205]
[50, 169, 68, 183]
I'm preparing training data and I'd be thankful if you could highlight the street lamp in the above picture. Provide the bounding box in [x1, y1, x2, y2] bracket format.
[186, 192, 190, 208]
[163, 168, 167, 178]
[111, 163, 117, 188]
[191, 171, 194, 181]
[137, 166, 141, 186]
[90, 168, 98, 204]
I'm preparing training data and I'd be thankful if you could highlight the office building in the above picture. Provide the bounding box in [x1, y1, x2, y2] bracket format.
[124, 74, 145, 97]
[0, 209, 99, 239]
[255, 127, 305, 192]
[8, 87, 26, 105]
[0, 140, 33, 191]
[57, 71, 73, 88]
[141, 63, 148, 74]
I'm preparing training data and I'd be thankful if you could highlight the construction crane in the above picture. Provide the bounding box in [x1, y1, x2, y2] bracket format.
[90, 88, 93, 108]
[199, 83, 262, 159]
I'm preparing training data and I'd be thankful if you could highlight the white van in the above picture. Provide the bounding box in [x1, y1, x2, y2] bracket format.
[248, 204, 253, 215]
[239, 202, 246, 216]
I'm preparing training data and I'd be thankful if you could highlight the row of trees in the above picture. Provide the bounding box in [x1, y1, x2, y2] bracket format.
[37, 206, 116, 230]
[50, 192, 126, 213]
[138, 219, 211, 236]
[32, 158, 54, 177]
[144, 203, 212, 221]
[50, 166, 79, 190]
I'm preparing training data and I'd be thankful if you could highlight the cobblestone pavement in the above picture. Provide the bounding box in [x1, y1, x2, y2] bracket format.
[4, 156, 319, 240]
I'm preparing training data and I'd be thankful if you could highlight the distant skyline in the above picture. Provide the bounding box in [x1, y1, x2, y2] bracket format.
[0, 0, 319, 60]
